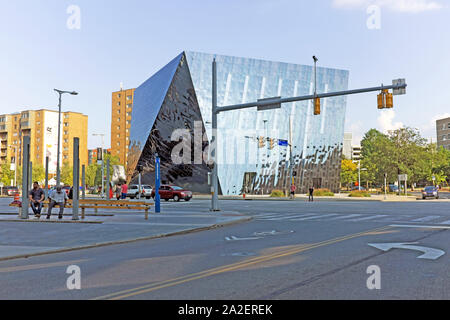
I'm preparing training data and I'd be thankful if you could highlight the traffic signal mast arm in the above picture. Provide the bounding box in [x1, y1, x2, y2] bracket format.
[215, 82, 407, 114]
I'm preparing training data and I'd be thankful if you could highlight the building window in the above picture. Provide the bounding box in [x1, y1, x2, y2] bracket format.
[117, 126, 120, 130]
[64, 123, 69, 127]
[126, 104, 132, 109]
[448, 123, 450, 129]
[117, 102, 121, 106]
[118, 94, 121, 98]
[117, 142, 120, 146]
[118, 118, 121, 122]
[443, 136, 447, 141]
[64, 131, 68, 135]
[36, 122, 40, 125]
[127, 112, 132, 117]
[117, 110, 121, 114]
[117, 134, 120, 138]
[126, 95, 132, 101]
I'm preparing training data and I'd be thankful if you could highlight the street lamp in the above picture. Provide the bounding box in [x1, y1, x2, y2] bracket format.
[358, 160, 367, 191]
[54, 89, 78, 187]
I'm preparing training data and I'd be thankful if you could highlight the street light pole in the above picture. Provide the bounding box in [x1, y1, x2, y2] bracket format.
[54, 89, 78, 187]
[211, 58, 219, 211]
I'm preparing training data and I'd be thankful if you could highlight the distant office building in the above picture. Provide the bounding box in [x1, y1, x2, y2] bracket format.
[352, 145, 362, 161]
[343, 133, 352, 159]
[436, 117, 450, 150]
[128, 51, 350, 195]
[0, 110, 88, 177]
[111, 88, 135, 167]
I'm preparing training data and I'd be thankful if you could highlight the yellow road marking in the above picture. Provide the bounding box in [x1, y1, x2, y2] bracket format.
[92, 225, 392, 300]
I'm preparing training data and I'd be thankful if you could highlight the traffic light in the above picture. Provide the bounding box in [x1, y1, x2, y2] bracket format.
[269, 138, 275, 150]
[385, 92, 393, 108]
[258, 136, 265, 148]
[314, 97, 321, 115]
[377, 93, 384, 109]
[377, 89, 394, 109]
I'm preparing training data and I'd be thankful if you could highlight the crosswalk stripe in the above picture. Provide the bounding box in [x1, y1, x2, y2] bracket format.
[258, 213, 315, 220]
[257, 213, 299, 219]
[411, 215, 441, 222]
[349, 215, 387, 222]
[291, 214, 339, 221]
[439, 220, 450, 225]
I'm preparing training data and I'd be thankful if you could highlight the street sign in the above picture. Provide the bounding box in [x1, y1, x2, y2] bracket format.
[368, 242, 445, 260]
[398, 174, 408, 181]
[278, 140, 288, 147]
[392, 79, 406, 95]
[257, 97, 281, 111]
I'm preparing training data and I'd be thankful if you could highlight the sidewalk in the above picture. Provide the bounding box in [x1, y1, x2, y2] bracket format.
[0, 205, 251, 261]
[192, 193, 424, 202]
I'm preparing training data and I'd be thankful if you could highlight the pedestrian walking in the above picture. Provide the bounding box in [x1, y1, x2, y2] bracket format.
[290, 184, 296, 200]
[309, 186, 315, 202]
[29, 182, 45, 218]
[109, 183, 113, 200]
[115, 184, 122, 200]
[121, 183, 128, 199]
[47, 186, 68, 220]
[68, 186, 73, 200]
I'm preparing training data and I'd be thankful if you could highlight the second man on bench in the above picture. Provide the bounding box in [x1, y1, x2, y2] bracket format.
[47, 186, 69, 220]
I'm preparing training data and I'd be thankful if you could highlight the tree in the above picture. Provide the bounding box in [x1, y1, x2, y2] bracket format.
[86, 163, 99, 187]
[340, 159, 357, 190]
[0, 162, 14, 186]
[60, 162, 73, 185]
[32, 164, 45, 184]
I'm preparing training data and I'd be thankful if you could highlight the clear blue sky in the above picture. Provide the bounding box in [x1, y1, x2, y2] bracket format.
[1, 0, 449, 148]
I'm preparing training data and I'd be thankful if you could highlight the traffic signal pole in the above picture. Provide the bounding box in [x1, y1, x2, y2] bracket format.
[210, 59, 407, 212]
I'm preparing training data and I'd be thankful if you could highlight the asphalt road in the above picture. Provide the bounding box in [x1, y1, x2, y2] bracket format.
[1, 199, 450, 300]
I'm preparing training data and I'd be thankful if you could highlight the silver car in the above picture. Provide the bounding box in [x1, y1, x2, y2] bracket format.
[127, 185, 152, 199]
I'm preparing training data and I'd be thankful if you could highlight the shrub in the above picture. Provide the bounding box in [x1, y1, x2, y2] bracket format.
[314, 188, 335, 197]
[348, 191, 371, 197]
[270, 190, 285, 198]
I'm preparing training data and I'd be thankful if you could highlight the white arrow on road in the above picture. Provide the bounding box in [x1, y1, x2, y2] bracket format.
[225, 236, 263, 241]
[368, 242, 445, 260]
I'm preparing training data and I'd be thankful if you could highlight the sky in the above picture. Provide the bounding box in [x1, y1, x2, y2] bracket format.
[0, 0, 449, 149]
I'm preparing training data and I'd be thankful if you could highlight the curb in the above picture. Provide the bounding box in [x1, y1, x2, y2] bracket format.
[0, 219, 103, 224]
[0, 216, 253, 262]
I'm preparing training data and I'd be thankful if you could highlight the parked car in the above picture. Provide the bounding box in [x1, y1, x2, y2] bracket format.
[422, 186, 439, 199]
[2, 186, 19, 196]
[127, 184, 152, 199]
[151, 185, 193, 202]
[351, 186, 366, 191]
[388, 184, 399, 193]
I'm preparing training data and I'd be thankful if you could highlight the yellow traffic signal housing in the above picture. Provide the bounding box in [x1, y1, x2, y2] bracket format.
[377, 93, 384, 109]
[258, 136, 265, 148]
[269, 138, 275, 150]
[385, 93, 393, 108]
[314, 98, 321, 115]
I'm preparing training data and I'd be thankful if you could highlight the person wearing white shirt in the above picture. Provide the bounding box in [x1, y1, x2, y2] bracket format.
[47, 186, 69, 220]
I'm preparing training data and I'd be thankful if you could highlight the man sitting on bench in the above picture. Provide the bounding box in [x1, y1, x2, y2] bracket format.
[47, 186, 68, 220]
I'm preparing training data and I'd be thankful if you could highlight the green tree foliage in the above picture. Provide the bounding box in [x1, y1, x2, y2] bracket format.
[60, 162, 73, 186]
[340, 159, 357, 189]
[0, 162, 14, 186]
[31, 164, 45, 184]
[359, 127, 450, 187]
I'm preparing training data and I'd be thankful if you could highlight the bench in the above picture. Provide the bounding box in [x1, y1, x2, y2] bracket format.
[10, 199, 154, 220]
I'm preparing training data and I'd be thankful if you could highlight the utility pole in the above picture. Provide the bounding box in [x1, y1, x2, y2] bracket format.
[209, 58, 407, 211]
[54, 89, 78, 187]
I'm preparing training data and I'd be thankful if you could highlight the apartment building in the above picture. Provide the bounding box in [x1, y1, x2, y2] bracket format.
[0, 109, 88, 176]
[436, 117, 450, 150]
[111, 88, 135, 167]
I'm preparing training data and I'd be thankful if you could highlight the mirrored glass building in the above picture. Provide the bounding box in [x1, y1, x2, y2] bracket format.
[128, 51, 349, 195]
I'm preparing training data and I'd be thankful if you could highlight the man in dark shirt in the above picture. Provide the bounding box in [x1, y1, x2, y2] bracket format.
[29, 182, 45, 218]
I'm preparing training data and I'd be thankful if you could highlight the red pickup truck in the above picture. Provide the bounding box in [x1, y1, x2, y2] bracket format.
[151, 185, 193, 202]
